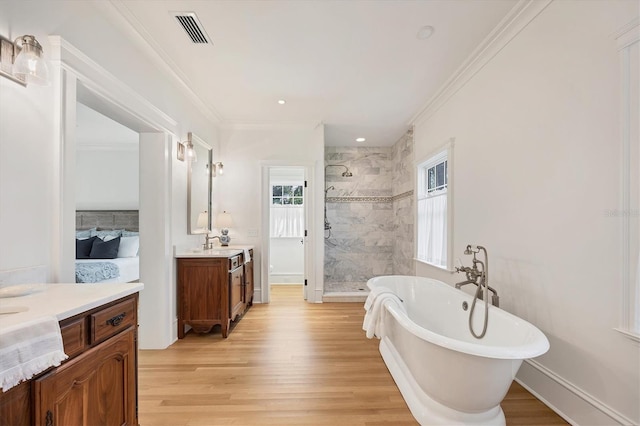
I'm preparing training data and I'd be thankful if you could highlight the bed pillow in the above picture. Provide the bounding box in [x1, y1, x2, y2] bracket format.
[76, 236, 97, 259]
[91, 229, 123, 239]
[90, 236, 121, 259]
[117, 236, 139, 258]
[76, 228, 96, 240]
[121, 230, 139, 237]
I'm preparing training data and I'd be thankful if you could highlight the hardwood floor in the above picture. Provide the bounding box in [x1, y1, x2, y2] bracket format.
[138, 285, 566, 426]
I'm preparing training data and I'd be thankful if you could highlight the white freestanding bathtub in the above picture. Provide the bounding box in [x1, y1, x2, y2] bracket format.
[366, 275, 549, 426]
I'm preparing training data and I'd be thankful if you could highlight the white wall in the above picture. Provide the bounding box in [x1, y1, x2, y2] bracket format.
[412, 1, 639, 423]
[218, 125, 324, 301]
[0, 1, 218, 348]
[270, 238, 304, 284]
[0, 69, 55, 274]
[76, 148, 139, 210]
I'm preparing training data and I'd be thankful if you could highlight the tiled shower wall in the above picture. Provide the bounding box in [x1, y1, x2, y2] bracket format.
[324, 133, 414, 293]
[391, 131, 415, 276]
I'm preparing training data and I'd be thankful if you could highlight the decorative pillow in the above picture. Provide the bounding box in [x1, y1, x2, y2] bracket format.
[76, 228, 96, 240]
[89, 236, 121, 259]
[117, 236, 139, 258]
[76, 236, 97, 259]
[121, 230, 139, 237]
[92, 229, 123, 239]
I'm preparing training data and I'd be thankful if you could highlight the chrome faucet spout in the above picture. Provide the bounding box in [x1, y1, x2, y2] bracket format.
[203, 234, 221, 249]
[454, 279, 477, 290]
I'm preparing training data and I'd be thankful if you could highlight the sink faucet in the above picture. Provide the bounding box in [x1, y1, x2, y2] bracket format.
[203, 234, 220, 250]
[455, 245, 499, 307]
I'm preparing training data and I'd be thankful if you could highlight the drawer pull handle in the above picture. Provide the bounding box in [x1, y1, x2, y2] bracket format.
[106, 312, 126, 327]
[46, 410, 53, 426]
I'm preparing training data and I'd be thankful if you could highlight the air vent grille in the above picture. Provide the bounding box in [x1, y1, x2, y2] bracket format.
[173, 12, 210, 44]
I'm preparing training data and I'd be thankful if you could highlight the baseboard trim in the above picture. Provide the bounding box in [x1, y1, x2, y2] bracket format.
[517, 359, 635, 425]
[322, 292, 368, 303]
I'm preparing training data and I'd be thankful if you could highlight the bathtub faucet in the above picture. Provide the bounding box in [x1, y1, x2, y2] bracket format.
[455, 245, 498, 306]
[456, 245, 499, 339]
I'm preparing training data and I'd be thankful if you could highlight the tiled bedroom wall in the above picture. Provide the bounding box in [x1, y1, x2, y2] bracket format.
[324, 131, 414, 293]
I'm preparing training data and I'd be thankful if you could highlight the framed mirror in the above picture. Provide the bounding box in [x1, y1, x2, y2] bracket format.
[186, 132, 212, 234]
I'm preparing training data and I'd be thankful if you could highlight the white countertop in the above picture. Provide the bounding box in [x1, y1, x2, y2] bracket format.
[174, 245, 254, 258]
[0, 282, 144, 329]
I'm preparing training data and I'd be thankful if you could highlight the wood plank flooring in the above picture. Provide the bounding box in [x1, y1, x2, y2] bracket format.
[138, 285, 567, 426]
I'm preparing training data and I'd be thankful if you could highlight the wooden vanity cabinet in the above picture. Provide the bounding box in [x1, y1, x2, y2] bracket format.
[177, 250, 254, 339]
[0, 293, 139, 426]
[177, 257, 229, 338]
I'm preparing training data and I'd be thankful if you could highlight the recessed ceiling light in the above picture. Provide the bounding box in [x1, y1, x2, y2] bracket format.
[417, 25, 435, 40]
[356, 137, 366, 142]
[278, 99, 286, 105]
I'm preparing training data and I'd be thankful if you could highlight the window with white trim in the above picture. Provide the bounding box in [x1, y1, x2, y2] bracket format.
[416, 146, 451, 269]
[270, 184, 304, 238]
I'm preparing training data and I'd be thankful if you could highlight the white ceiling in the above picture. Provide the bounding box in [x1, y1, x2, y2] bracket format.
[110, 0, 516, 146]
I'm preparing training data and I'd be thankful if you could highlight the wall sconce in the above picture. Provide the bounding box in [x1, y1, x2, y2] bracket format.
[176, 132, 197, 163]
[0, 34, 50, 86]
[212, 162, 224, 177]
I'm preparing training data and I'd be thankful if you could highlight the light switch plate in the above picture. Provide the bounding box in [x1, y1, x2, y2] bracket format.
[247, 228, 259, 238]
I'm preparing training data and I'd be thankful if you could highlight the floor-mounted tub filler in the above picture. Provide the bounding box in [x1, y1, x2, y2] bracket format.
[364, 275, 549, 426]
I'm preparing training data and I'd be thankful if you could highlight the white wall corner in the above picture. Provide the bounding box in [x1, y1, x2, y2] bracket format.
[97, 0, 223, 125]
[409, 0, 553, 127]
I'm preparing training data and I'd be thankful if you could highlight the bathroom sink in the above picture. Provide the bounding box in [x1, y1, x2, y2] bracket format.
[0, 305, 29, 315]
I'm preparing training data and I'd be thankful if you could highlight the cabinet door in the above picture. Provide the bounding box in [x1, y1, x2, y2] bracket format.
[178, 259, 228, 336]
[34, 328, 136, 426]
[230, 266, 244, 320]
[244, 260, 254, 306]
[0, 381, 31, 426]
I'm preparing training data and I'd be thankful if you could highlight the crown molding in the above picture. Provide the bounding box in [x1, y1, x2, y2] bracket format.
[49, 36, 178, 135]
[410, 0, 553, 126]
[219, 120, 320, 131]
[105, 0, 224, 124]
[613, 17, 639, 50]
[77, 141, 139, 152]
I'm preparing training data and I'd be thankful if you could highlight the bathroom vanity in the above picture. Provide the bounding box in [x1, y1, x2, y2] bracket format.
[0, 282, 143, 426]
[175, 246, 254, 338]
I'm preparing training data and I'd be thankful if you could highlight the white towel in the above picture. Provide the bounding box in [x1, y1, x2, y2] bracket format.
[364, 286, 395, 311]
[244, 249, 251, 264]
[0, 315, 68, 391]
[363, 292, 405, 339]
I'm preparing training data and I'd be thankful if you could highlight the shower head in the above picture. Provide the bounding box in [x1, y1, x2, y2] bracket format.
[325, 164, 353, 178]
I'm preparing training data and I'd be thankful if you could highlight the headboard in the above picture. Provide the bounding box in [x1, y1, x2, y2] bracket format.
[76, 210, 139, 232]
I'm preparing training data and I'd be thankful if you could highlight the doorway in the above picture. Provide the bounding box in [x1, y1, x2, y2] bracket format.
[262, 165, 310, 302]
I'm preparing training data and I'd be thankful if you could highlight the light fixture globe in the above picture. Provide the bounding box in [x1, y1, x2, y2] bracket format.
[13, 35, 49, 86]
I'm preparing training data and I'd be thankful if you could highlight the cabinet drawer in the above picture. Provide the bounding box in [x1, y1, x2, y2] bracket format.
[229, 255, 242, 270]
[90, 298, 136, 344]
[60, 317, 86, 359]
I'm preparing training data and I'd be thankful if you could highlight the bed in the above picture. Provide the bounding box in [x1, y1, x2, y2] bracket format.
[75, 210, 139, 283]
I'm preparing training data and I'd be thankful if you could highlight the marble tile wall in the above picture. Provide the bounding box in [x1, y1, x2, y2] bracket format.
[324, 134, 415, 294]
[391, 130, 415, 276]
[324, 147, 394, 293]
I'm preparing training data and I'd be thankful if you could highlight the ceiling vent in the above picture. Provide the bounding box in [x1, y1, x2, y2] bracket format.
[172, 12, 210, 44]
